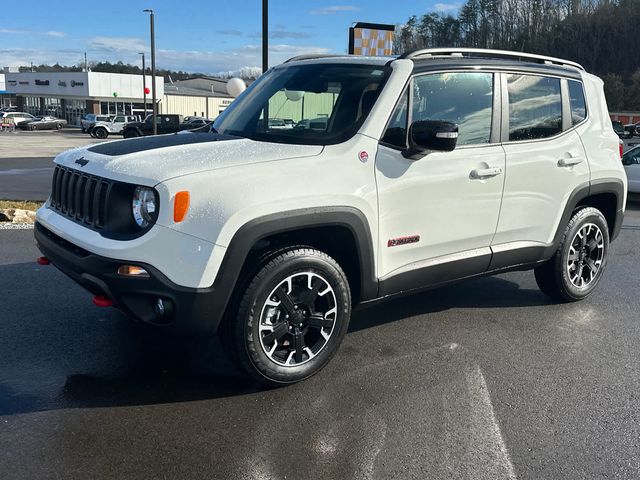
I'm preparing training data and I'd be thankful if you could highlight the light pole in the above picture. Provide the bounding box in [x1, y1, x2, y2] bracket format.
[262, 0, 268, 73]
[143, 9, 157, 135]
[138, 52, 147, 119]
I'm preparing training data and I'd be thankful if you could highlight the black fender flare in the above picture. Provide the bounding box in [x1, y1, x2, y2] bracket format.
[213, 207, 378, 305]
[546, 177, 625, 257]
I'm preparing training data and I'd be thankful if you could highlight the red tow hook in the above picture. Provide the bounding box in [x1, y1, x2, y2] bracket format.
[37, 257, 51, 265]
[92, 296, 113, 308]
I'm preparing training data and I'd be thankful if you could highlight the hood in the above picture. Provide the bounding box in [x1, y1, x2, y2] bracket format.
[53, 132, 323, 186]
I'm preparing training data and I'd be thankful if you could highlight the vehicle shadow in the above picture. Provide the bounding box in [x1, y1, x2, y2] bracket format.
[0, 260, 548, 415]
[350, 274, 549, 333]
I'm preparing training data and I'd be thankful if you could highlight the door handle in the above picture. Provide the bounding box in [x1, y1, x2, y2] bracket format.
[471, 167, 503, 179]
[558, 157, 583, 167]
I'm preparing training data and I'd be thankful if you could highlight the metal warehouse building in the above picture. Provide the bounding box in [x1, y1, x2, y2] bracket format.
[3, 70, 234, 126]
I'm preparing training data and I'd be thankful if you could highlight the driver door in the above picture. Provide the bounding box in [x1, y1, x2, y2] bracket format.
[375, 71, 505, 293]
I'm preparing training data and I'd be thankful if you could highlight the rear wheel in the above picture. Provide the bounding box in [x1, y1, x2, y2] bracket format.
[30, 124, 38, 131]
[221, 247, 351, 386]
[55, 123, 63, 130]
[535, 207, 609, 302]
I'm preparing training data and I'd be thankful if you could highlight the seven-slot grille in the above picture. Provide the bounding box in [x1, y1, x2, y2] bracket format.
[49, 166, 112, 229]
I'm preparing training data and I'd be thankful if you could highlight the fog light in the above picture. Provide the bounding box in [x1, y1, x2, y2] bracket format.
[117, 265, 149, 277]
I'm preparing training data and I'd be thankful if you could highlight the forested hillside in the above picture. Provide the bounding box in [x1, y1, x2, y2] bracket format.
[394, 0, 640, 110]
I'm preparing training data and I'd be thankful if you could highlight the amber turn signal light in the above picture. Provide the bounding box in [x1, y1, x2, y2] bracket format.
[117, 265, 149, 277]
[174, 191, 190, 223]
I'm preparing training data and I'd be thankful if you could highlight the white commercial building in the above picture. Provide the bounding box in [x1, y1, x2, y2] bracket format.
[4, 70, 234, 125]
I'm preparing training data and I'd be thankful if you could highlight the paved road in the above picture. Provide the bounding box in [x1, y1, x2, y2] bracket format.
[1, 204, 639, 479]
[0, 130, 114, 201]
[0, 157, 53, 201]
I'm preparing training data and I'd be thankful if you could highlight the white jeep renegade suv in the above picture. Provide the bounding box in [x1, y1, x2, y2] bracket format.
[35, 49, 627, 385]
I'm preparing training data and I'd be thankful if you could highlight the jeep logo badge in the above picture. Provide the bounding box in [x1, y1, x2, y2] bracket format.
[75, 157, 89, 167]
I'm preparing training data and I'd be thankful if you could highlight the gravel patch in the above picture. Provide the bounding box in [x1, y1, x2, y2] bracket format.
[0, 223, 35, 230]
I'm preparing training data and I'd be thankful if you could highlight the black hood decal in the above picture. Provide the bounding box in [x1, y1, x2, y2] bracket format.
[88, 132, 241, 156]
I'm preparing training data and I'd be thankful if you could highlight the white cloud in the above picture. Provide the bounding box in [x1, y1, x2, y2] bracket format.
[0, 28, 67, 37]
[0, 35, 333, 74]
[434, 2, 461, 11]
[156, 44, 332, 73]
[310, 5, 361, 15]
[88, 36, 147, 54]
[0, 48, 84, 68]
[0, 29, 30, 34]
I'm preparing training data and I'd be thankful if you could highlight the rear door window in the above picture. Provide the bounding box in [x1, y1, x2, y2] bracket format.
[506, 74, 562, 141]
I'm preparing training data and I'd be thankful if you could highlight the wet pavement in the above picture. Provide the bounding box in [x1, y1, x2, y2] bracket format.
[1, 203, 639, 479]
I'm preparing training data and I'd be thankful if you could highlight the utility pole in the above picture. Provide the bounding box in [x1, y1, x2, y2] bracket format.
[262, 0, 268, 73]
[144, 9, 157, 135]
[139, 52, 147, 119]
[84, 52, 88, 72]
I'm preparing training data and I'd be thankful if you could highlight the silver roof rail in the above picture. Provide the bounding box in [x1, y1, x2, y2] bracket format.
[284, 54, 344, 64]
[398, 48, 584, 71]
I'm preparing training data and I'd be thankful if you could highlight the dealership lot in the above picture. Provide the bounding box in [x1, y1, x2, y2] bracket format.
[0, 201, 638, 479]
[0, 129, 114, 201]
[1, 130, 640, 478]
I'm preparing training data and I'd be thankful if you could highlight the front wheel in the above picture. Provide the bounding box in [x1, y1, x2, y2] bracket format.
[222, 247, 351, 386]
[535, 206, 609, 302]
[55, 123, 63, 130]
[94, 128, 108, 139]
[30, 124, 38, 131]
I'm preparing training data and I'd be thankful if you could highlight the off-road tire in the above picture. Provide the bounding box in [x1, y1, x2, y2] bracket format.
[221, 247, 351, 386]
[534, 206, 609, 302]
[94, 128, 108, 139]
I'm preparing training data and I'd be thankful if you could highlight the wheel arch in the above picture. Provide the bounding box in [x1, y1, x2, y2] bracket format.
[212, 207, 377, 326]
[552, 178, 625, 251]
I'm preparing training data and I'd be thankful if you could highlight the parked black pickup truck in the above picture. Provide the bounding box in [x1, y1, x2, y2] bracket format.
[122, 114, 184, 138]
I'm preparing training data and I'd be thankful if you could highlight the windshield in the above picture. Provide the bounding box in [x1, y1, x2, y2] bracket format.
[213, 63, 390, 145]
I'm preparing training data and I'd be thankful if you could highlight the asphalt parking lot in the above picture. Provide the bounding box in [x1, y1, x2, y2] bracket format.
[0, 129, 114, 201]
[2, 131, 640, 479]
[0, 200, 639, 479]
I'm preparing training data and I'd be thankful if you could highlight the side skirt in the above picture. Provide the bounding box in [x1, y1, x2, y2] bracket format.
[371, 243, 549, 304]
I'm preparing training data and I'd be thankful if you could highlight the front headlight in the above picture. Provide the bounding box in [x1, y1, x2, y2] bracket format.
[132, 186, 157, 228]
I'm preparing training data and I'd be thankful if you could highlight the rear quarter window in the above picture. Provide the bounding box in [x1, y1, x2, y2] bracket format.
[568, 80, 587, 126]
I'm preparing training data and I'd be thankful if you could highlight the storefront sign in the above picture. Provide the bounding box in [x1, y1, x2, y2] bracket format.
[35, 79, 50, 86]
[18, 81, 28, 85]
[58, 81, 67, 87]
[70, 80, 84, 87]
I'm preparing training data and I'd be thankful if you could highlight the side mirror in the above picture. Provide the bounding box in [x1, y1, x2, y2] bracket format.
[402, 120, 459, 159]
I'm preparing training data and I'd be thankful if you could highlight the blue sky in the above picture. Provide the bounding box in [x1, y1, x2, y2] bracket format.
[0, 1, 458, 74]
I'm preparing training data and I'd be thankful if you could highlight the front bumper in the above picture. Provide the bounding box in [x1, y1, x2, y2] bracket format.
[34, 222, 226, 335]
